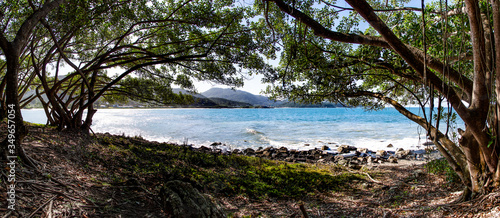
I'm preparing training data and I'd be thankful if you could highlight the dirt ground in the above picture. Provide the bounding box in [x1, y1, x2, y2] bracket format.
[1, 125, 499, 217]
[219, 158, 500, 218]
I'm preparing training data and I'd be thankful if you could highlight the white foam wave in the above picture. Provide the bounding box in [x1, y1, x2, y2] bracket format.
[246, 128, 264, 135]
[23, 108, 441, 152]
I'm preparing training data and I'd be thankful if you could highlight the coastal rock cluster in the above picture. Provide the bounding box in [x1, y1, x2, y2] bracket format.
[196, 143, 439, 167]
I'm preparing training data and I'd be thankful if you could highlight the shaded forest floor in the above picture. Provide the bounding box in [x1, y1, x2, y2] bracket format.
[1, 124, 500, 217]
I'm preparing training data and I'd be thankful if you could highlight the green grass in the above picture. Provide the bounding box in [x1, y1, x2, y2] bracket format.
[24, 121, 50, 128]
[92, 134, 365, 199]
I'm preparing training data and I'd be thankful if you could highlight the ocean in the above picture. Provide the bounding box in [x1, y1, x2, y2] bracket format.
[22, 107, 463, 151]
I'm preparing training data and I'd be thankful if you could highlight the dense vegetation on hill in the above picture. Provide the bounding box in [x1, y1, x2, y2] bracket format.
[201, 88, 280, 107]
[27, 87, 343, 108]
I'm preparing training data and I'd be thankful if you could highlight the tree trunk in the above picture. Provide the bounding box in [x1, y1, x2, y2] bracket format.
[0, 75, 7, 120]
[1, 46, 34, 167]
[459, 129, 488, 199]
[81, 70, 99, 134]
[0, 0, 66, 167]
[0, 100, 6, 121]
[489, 0, 500, 187]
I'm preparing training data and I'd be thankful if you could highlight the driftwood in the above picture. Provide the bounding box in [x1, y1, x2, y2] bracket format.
[363, 172, 384, 185]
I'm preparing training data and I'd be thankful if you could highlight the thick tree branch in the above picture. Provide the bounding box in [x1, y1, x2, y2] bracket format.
[12, 0, 66, 52]
[0, 32, 8, 51]
[320, 0, 427, 13]
[489, 0, 500, 185]
[266, 0, 390, 47]
[463, 0, 498, 173]
[265, 0, 473, 102]
[343, 0, 475, 131]
[40, 20, 91, 90]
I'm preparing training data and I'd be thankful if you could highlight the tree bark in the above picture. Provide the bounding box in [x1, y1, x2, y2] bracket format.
[1, 44, 32, 166]
[464, 0, 498, 174]
[460, 128, 486, 198]
[489, 0, 500, 186]
[0, 0, 66, 166]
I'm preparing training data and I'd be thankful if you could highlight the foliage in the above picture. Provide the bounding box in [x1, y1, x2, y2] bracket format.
[6, 0, 274, 130]
[94, 134, 364, 198]
[255, 0, 474, 112]
[107, 76, 194, 106]
[425, 158, 460, 184]
[257, 0, 500, 198]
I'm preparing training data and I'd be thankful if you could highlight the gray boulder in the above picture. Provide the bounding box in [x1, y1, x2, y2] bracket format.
[388, 156, 398, 163]
[395, 148, 412, 159]
[337, 145, 355, 153]
[357, 148, 369, 154]
[376, 150, 387, 157]
[244, 148, 255, 156]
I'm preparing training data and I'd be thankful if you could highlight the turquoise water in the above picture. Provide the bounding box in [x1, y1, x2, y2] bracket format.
[22, 107, 463, 151]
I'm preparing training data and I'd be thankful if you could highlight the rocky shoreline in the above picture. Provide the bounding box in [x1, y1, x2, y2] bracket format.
[99, 132, 441, 168]
[194, 142, 442, 168]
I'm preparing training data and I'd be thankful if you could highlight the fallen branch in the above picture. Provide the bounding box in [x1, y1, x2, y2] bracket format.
[1, 211, 13, 218]
[47, 198, 54, 218]
[27, 195, 57, 218]
[31, 184, 79, 201]
[363, 172, 384, 185]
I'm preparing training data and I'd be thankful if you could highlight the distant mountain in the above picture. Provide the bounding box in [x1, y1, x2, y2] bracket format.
[172, 88, 206, 99]
[173, 88, 253, 108]
[26, 86, 343, 109]
[201, 88, 279, 106]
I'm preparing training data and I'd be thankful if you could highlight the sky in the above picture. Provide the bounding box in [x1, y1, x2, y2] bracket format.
[194, 0, 435, 95]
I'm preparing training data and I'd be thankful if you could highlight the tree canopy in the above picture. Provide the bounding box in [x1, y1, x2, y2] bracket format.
[0, 0, 272, 164]
[258, 0, 500, 199]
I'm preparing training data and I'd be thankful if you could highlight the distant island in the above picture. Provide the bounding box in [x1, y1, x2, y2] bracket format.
[27, 87, 343, 109]
[166, 88, 342, 108]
